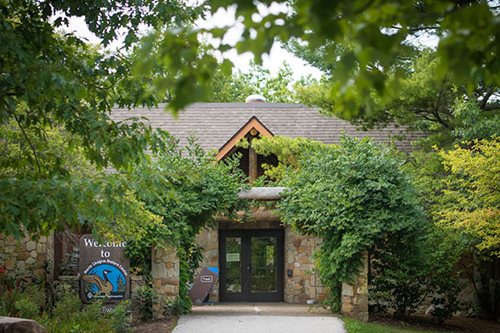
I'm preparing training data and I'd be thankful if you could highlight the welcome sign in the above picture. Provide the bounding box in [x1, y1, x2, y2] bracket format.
[79, 235, 130, 304]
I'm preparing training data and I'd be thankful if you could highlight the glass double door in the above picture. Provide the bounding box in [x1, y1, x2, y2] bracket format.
[219, 229, 284, 302]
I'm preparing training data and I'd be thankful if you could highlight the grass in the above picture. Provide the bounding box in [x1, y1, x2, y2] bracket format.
[343, 318, 455, 333]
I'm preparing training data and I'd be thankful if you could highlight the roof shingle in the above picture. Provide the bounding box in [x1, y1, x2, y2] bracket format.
[111, 102, 425, 152]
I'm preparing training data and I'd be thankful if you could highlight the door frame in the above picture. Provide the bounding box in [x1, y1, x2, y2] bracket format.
[219, 229, 284, 302]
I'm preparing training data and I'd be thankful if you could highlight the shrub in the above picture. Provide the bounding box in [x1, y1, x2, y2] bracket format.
[135, 285, 158, 321]
[278, 137, 425, 312]
[0, 278, 45, 318]
[42, 293, 130, 333]
[164, 297, 191, 316]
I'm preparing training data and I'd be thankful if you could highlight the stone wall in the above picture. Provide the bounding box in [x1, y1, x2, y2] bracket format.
[284, 227, 327, 303]
[195, 227, 219, 301]
[151, 246, 179, 318]
[341, 253, 369, 321]
[0, 233, 54, 281]
[193, 220, 327, 305]
[128, 274, 147, 323]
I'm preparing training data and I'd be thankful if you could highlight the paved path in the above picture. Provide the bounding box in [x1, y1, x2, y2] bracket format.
[172, 303, 346, 333]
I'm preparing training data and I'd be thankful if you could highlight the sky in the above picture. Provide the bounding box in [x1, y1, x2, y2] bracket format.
[66, 3, 438, 83]
[66, 4, 323, 82]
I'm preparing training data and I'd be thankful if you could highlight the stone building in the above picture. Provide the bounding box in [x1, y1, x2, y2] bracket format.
[0, 100, 423, 321]
[111, 100, 423, 320]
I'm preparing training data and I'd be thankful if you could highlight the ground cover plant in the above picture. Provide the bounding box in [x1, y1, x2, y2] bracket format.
[343, 318, 454, 333]
[0, 275, 129, 333]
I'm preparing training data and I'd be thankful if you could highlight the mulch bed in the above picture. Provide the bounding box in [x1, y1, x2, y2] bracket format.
[131, 317, 177, 333]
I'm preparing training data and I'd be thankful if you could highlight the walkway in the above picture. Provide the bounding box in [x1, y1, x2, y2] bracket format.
[172, 303, 346, 333]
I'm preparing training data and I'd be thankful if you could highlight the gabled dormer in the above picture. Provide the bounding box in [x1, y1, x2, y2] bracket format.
[216, 116, 278, 182]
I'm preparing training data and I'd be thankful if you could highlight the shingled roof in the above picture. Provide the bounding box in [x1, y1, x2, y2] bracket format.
[111, 102, 424, 152]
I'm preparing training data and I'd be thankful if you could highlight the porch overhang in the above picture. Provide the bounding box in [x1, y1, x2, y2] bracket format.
[237, 187, 287, 201]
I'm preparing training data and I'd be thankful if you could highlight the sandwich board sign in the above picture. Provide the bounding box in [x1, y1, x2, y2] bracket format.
[189, 267, 218, 305]
[79, 235, 130, 304]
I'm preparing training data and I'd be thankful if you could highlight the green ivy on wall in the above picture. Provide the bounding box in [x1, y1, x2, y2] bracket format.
[125, 138, 246, 313]
[257, 136, 425, 311]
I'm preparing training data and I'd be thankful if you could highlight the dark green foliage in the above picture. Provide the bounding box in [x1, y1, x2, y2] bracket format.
[278, 137, 425, 311]
[125, 138, 246, 312]
[208, 1, 500, 118]
[134, 285, 158, 321]
[41, 293, 130, 333]
[0, 0, 206, 238]
[369, 232, 428, 318]
[0, 276, 129, 333]
[269, 136, 464, 320]
[0, 283, 45, 318]
[286, 46, 500, 148]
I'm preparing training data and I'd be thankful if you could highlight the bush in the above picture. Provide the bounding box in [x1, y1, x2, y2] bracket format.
[135, 285, 158, 321]
[164, 297, 191, 316]
[42, 293, 130, 333]
[0, 278, 45, 318]
[277, 137, 425, 312]
[0, 279, 130, 333]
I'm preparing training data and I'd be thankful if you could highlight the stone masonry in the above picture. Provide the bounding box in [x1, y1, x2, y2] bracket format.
[341, 253, 369, 321]
[194, 218, 368, 321]
[195, 226, 219, 301]
[193, 219, 328, 305]
[151, 246, 179, 318]
[0, 233, 54, 281]
[284, 227, 327, 303]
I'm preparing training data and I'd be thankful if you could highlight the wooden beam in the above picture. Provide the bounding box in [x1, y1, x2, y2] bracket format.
[238, 187, 287, 201]
[248, 146, 257, 182]
[216, 116, 273, 161]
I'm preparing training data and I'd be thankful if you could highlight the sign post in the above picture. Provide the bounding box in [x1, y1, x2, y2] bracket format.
[79, 235, 130, 305]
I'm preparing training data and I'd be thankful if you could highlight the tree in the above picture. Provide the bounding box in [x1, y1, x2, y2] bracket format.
[405, 137, 500, 319]
[127, 1, 500, 147]
[286, 42, 500, 147]
[210, 62, 294, 102]
[0, 0, 206, 237]
[205, 0, 500, 118]
[438, 138, 500, 257]
[439, 138, 500, 318]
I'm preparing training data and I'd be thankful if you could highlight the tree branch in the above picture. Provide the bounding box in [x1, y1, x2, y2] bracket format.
[482, 104, 500, 111]
[431, 77, 452, 129]
[12, 113, 42, 172]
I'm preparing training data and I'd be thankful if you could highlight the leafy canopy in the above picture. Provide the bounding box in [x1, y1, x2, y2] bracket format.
[286, 44, 500, 147]
[0, 0, 204, 237]
[173, 0, 499, 115]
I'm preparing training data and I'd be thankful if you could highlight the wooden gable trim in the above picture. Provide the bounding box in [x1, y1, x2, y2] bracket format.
[216, 116, 274, 161]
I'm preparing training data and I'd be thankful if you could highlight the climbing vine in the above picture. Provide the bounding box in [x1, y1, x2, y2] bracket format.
[256, 136, 425, 312]
[126, 138, 246, 313]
